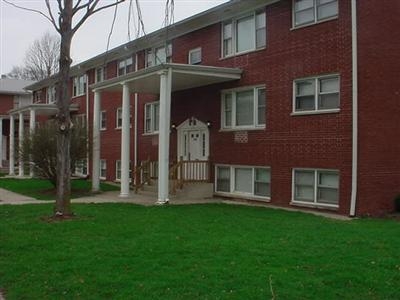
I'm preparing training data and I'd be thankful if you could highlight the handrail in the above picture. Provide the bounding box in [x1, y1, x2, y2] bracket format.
[132, 157, 151, 193]
[169, 159, 210, 194]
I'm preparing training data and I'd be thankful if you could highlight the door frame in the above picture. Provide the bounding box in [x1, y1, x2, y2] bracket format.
[177, 117, 209, 161]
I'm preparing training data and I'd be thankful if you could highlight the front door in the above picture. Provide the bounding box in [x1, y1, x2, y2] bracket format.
[186, 130, 203, 161]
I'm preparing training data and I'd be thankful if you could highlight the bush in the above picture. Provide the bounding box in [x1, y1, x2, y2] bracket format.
[394, 195, 400, 212]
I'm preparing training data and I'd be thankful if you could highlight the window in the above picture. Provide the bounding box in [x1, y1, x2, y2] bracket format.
[144, 102, 159, 134]
[222, 86, 266, 129]
[75, 159, 88, 177]
[73, 74, 87, 97]
[47, 85, 56, 104]
[293, 0, 338, 27]
[96, 66, 106, 82]
[100, 159, 107, 179]
[188, 48, 202, 65]
[293, 75, 339, 113]
[222, 10, 266, 57]
[293, 169, 339, 207]
[100, 111, 106, 130]
[146, 43, 172, 68]
[116, 108, 122, 129]
[118, 57, 134, 76]
[116, 160, 121, 181]
[216, 165, 271, 199]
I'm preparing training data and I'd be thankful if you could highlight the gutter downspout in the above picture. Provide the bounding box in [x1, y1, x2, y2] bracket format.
[86, 74, 90, 177]
[350, 0, 358, 217]
[134, 54, 138, 170]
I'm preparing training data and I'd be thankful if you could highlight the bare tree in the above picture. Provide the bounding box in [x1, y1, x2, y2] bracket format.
[3, 0, 126, 217]
[7, 32, 60, 81]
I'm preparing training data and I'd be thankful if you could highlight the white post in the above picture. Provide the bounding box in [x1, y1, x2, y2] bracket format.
[18, 112, 24, 177]
[156, 68, 172, 204]
[92, 90, 101, 192]
[29, 109, 36, 177]
[120, 83, 131, 197]
[9, 115, 15, 175]
[0, 118, 3, 168]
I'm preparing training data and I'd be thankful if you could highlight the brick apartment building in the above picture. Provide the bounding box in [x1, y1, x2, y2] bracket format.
[3, 0, 399, 216]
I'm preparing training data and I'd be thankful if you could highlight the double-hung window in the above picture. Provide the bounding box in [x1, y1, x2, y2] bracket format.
[118, 57, 134, 76]
[188, 48, 202, 65]
[100, 111, 107, 130]
[116, 108, 122, 129]
[146, 43, 172, 68]
[222, 10, 266, 57]
[293, 169, 339, 207]
[47, 85, 56, 104]
[144, 102, 160, 134]
[100, 159, 107, 179]
[75, 159, 88, 177]
[216, 165, 271, 199]
[293, 0, 338, 27]
[116, 160, 121, 181]
[294, 75, 339, 113]
[96, 66, 106, 82]
[73, 74, 87, 97]
[222, 86, 266, 130]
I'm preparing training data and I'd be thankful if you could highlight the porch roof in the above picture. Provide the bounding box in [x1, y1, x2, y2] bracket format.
[8, 103, 79, 116]
[90, 63, 242, 94]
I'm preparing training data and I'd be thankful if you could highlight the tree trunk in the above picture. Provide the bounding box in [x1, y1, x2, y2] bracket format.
[54, 1, 73, 217]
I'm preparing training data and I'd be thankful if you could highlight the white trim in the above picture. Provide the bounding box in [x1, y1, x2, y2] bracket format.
[100, 159, 107, 180]
[100, 110, 107, 130]
[292, 74, 340, 114]
[177, 118, 209, 161]
[291, 0, 339, 29]
[188, 47, 202, 65]
[115, 107, 122, 129]
[72, 74, 87, 97]
[144, 101, 160, 134]
[350, 0, 358, 217]
[215, 164, 271, 200]
[292, 168, 339, 209]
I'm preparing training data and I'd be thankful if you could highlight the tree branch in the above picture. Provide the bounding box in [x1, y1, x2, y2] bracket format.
[44, 0, 60, 32]
[2, 0, 59, 31]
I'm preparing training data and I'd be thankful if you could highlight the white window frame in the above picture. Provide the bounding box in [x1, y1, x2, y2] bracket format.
[47, 85, 56, 104]
[96, 66, 106, 83]
[188, 47, 202, 65]
[100, 110, 107, 130]
[74, 159, 88, 177]
[292, 74, 340, 115]
[144, 101, 160, 134]
[145, 43, 172, 68]
[115, 160, 121, 181]
[72, 74, 87, 97]
[292, 168, 339, 208]
[221, 85, 266, 130]
[116, 108, 122, 129]
[221, 10, 266, 58]
[292, 0, 338, 29]
[100, 159, 107, 180]
[117, 56, 135, 76]
[215, 164, 271, 200]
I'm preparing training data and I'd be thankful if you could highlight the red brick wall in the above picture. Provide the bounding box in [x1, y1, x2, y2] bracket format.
[356, 0, 400, 215]
[0, 94, 14, 113]
[135, 0, 353, 215]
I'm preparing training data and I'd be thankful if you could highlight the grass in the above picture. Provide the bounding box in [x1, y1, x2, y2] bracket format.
[0, 204, 399, 299]
[0, 178, 119, 200]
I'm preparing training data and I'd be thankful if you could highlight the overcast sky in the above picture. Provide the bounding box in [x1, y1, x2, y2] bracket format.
[0, 0, 228, 75]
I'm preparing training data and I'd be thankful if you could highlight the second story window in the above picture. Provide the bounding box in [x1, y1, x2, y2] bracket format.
[73, 74, 87, 97]
[146, 43, 172, 68]
[293, 0, 338, 27]
[118, 57, 134, 76]
[144, 102, 159, 134]
[188, 48, 202, 65]
[221, 86, 266, 130]
[47, 85, 56, 104]
[96, 66, 106, 82]
[100, 111, 107, 130]
[293, 75, 340, 113]
[222, 10, 266, 57]
[116, 108, 122, 129]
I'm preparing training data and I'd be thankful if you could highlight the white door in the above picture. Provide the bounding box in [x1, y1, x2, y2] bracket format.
[186, 130, 203, 161]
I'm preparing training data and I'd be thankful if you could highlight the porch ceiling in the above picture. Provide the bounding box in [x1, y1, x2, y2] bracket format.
[90, 63, 242, 94]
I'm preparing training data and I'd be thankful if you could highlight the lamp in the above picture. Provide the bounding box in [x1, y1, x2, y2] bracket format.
[206, 120, 211, 128]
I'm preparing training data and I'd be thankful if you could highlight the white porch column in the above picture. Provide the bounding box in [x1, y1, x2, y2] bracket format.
[29, 109, 36, 177]
[157, 68, 172, 204]
[18, 112, 24, 177]
[9, 115, 15, 175]
[92, 90, 101, 192]
[120, 83, 131, 197]
[0, 118, 3, 168]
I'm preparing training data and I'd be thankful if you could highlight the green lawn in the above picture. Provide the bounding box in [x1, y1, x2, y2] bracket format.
[0, 178, 119, 200]
[0, 204, 399, 299]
